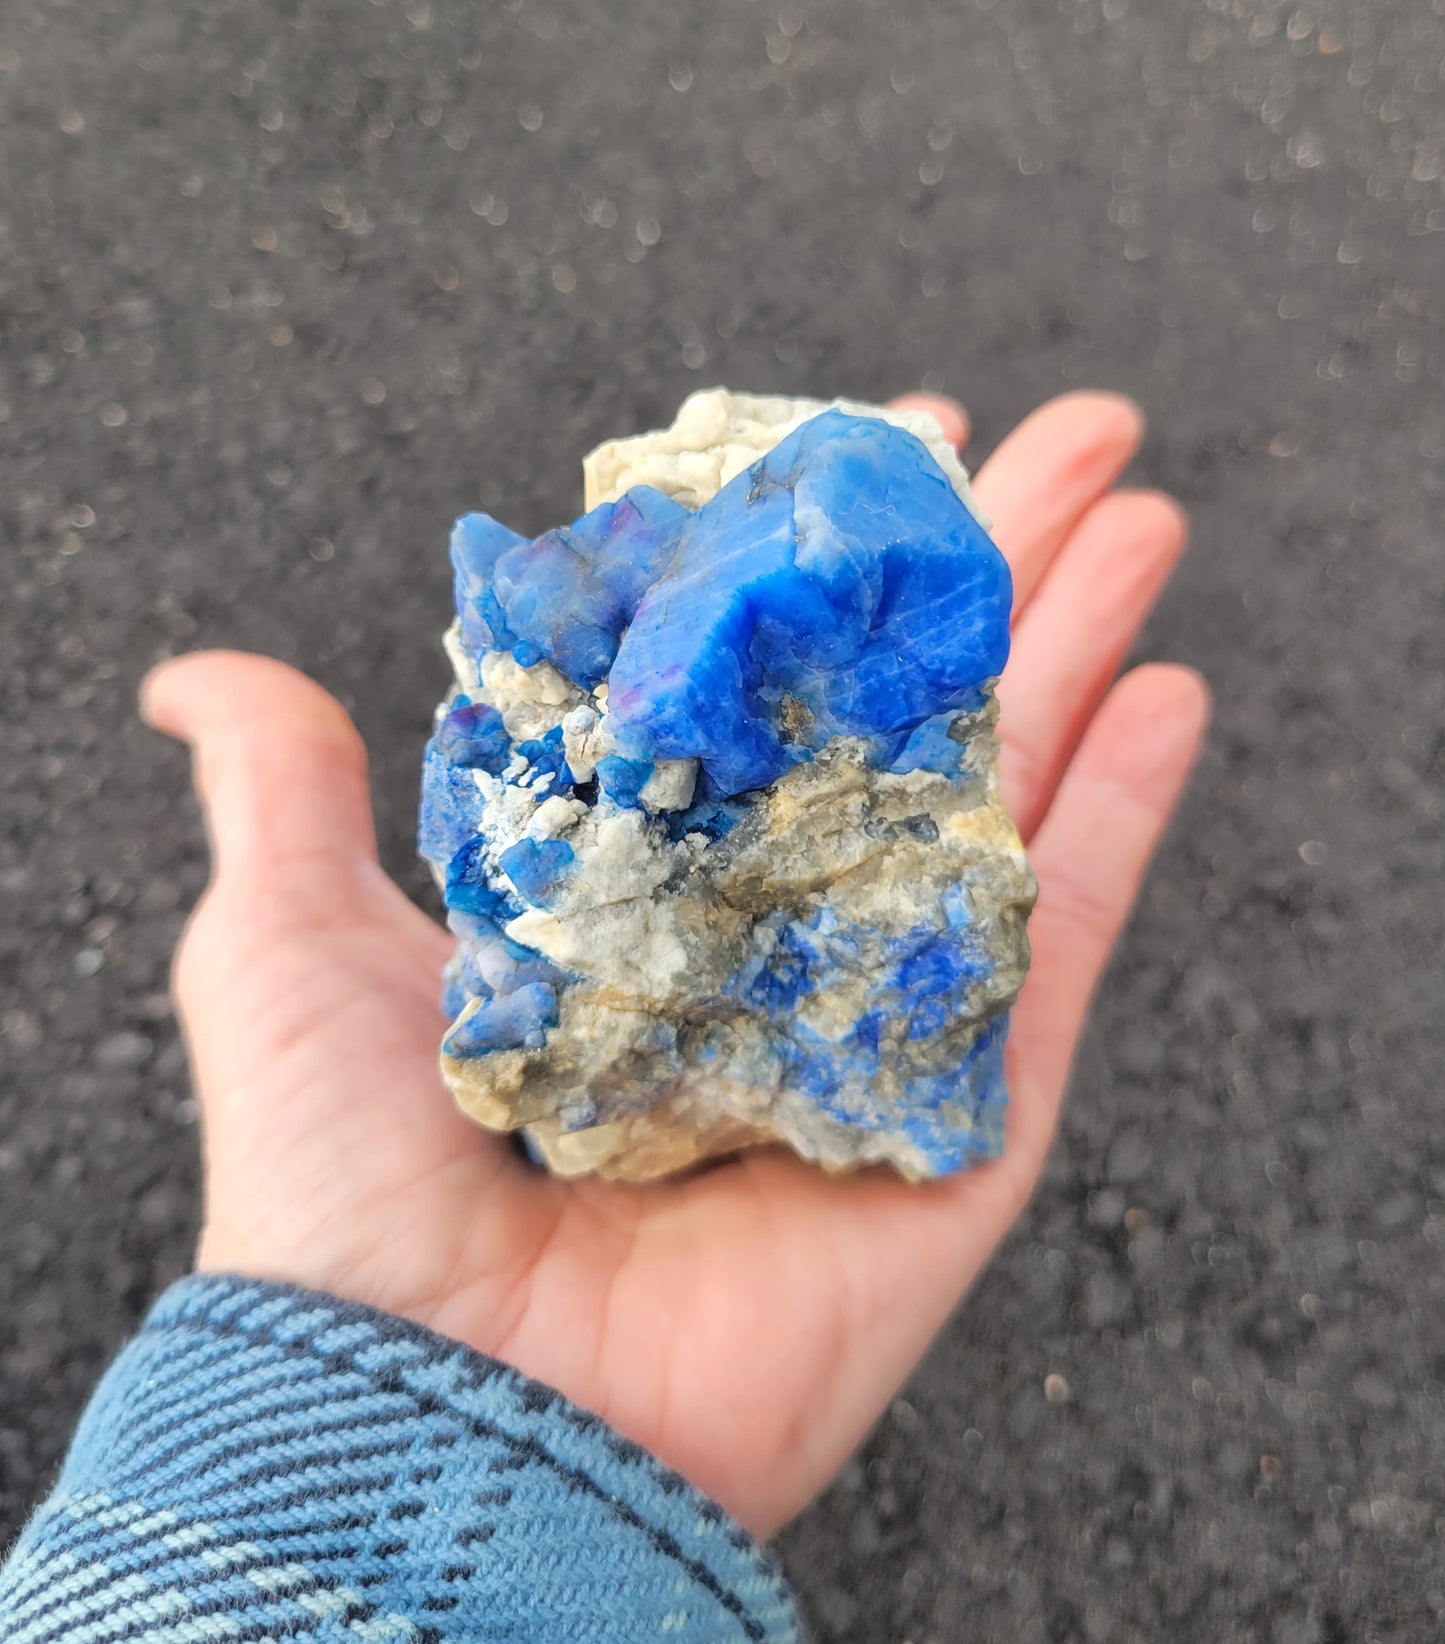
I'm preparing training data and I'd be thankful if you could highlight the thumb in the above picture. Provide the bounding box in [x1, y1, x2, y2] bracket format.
[141, 650, 381, 924]
[142, 655, 498, 1298]
[141, 647, 457, 1166]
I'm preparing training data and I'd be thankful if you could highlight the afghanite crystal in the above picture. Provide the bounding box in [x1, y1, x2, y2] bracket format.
[420, 390, 1035, 1181]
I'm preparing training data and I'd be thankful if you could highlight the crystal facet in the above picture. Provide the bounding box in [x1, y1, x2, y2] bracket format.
[420, 390, 1036, 1181]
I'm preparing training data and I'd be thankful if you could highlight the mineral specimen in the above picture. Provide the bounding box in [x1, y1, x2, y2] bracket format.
[420, 389, 1035, 1181]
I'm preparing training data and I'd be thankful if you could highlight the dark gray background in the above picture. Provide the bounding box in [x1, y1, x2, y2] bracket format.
[2, 0, 1441, 1638]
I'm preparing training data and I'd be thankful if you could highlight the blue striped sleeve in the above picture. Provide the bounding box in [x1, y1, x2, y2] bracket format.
[0, 1274, 802, 1642]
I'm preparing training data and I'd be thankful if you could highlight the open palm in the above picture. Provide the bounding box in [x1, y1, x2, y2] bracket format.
[146, 391, 1208, 1540]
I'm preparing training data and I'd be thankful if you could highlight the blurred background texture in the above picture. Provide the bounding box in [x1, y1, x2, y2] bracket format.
[1, 1, 1441, 1638]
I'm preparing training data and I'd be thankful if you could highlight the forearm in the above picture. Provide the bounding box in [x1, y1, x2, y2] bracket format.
[0, 1275, 800, 1643]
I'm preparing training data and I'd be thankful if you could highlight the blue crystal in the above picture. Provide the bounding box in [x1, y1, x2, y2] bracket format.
[594, 752, 653, 809]
[437, 699, 512, 773]
[418, 739, 486, 868]
[448, 908, 566, 997]
[497, 837, 575, 907]
[666, 797, 747, 843]
[443, 838, 519, 923]
[444, 981, 560, 1056]
[453, 488, 689, 688]
[450, 513, 528, 657]
[889, 711, 970, 778]
[513, 724, 572, 793]
[445, 412, 1010, 800]
[604, 411, 1011, 796]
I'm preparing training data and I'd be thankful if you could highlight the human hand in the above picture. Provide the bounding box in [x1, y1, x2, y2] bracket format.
[143, 391, 1208, 1540]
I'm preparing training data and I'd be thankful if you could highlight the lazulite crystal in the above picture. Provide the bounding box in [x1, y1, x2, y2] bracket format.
[420, 390, 1035, 1181]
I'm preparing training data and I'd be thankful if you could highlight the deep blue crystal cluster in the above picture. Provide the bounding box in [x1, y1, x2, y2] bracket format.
[421, 409, 1022, 1175]
[446, 412, 1010, 799]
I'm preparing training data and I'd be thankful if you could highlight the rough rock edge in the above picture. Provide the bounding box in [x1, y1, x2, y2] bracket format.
[437, 390, 1035, 1183]
[443, 709, 1035, 1182]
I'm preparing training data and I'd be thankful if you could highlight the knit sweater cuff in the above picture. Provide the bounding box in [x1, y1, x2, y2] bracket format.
[0, 1273, 801, 1643]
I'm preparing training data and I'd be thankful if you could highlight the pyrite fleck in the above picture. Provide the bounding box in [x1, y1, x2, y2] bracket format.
[420, 390, 1035, 1181]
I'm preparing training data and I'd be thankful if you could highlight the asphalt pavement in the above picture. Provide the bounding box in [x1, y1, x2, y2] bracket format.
[1, 1, 1441, 1637]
